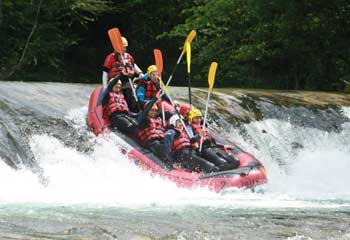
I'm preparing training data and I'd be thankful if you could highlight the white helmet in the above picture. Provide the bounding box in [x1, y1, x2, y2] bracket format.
[121, 37, 128, 47]
[169, 114, 180, 128]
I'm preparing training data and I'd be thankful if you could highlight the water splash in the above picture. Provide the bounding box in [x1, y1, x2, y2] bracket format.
[225, 116, 350, 200]
[1, 106, 350, 209]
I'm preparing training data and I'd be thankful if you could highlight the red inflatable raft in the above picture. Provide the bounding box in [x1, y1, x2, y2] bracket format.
[87, 86, 267, 192]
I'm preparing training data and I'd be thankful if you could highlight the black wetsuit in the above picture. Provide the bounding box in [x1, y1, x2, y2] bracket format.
[198, 140, 240, 170]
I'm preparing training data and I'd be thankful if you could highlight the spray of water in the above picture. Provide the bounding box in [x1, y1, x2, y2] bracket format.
[227, 107, 350, 200]
[0, 107, 349, 209]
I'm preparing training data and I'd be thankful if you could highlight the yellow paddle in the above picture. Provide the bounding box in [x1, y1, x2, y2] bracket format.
[186, 42, 192, 105]
[165, 30, 196, 87]
[199, 62, 218, 152]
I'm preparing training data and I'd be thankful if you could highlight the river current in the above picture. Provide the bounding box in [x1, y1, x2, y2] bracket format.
[0, 81, 350, 239]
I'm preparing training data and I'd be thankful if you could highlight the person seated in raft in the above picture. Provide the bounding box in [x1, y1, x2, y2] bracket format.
[105, 78, 138, 135]
[188, 108, 240, 171]
[135, 65, 175, 114]
[164, 114, 218, 173]
[137, 90, 170, 162]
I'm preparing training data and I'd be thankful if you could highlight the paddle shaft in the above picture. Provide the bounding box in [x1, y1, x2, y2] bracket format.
[188, 75, 192, 105]
[199, 91, 211, 152]
[199, 62, 217, 152]
[160, 83, 192, 138]
[154, 49, 167, 126]
[165, 51, 184, 88]
[165, 30, 196, 88]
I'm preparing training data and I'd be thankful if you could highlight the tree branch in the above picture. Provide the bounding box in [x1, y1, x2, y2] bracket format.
[4, 0, 43, 80]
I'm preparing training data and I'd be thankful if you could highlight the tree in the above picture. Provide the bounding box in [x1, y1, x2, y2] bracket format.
[0, 0, 114, 82]
[167, 0, 350, 90]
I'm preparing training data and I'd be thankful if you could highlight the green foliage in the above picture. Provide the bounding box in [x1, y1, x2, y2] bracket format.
[0, 0, 114, 81]
[113, 0, 193, 78]
[1, 0, 350, 91]
[168, 0, 350, 90]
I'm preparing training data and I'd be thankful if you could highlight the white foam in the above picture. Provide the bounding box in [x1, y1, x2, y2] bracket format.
[226, 118, 350, 200]
[1, 107, 350, 209]
[65, 106, 89, 129]
[341, 106, 350, 119]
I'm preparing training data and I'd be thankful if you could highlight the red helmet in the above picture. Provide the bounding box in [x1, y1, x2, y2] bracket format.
[180, 104, 192, 116]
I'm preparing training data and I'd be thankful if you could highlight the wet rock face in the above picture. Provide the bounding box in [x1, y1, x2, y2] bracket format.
[183, 88, 350, 132]
[0, 82, 93, 172]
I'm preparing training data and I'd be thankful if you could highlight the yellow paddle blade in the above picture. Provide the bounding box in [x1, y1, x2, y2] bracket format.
[208, 62, 218, 92]
[186, 43, 191, 73]
[181, 30, 196, 54]
[108, 28, 123, 54]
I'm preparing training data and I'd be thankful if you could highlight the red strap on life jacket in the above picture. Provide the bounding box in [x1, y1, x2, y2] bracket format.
[108, 52, 135, 78]
[171, 128, 191, 152]
[107, 92, 129, 116]
[137, 117, 165, 146]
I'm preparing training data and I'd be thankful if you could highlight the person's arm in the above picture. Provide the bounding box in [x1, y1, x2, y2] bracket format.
[137, 97, 158, 124]
[187, 126, 201, 149]
[102, 71, 108, 89]
[102, 53, 114, 88]
[102, 75, 122, 106]
[103, 54, 114, 70]
[136, 85, 151, 106]
[186, 125, 200, 142]
[164, 129, 176, 162]
[134, 63, 143, 77]
[186, 125, 196, 139]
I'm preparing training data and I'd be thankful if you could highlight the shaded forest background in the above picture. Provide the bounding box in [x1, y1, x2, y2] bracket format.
[0, 0, 350, 91]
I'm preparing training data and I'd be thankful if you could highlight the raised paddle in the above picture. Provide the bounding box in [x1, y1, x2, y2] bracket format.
[154, 48, 192, 138]
[154, 49, 166, 126]
[165, 30, 196, 88]
[154, 49, 174, 98]
[108, 27, 141, 111]
[108, 28, 123, 55]
[199, 62, 218, 152]
[154, 49, 163, 75]
[186, 42, 192, 105]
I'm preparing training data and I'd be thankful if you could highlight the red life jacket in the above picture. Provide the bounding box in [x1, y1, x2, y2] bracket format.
[171, 128, 191, 153]
[136, 79, 158, 102]
[107, 92, 129, 117]
[137, 117, 165, 146]
[108, 52, 135, 78]
[190, 123, 214, 143]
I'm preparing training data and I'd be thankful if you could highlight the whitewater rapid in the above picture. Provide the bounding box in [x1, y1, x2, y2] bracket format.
[1, 105, 349, 209]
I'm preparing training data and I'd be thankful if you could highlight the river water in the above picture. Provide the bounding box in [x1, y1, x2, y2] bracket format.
[0, 81, 350, 239]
